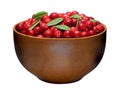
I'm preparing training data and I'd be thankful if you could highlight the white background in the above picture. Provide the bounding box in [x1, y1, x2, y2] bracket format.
[0, 0, 120, 89]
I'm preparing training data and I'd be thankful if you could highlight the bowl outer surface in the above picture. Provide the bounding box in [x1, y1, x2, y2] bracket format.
[14, 27, 106, 83]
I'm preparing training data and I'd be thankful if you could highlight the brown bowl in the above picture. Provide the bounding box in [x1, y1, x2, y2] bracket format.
[13, 23, 106, 84]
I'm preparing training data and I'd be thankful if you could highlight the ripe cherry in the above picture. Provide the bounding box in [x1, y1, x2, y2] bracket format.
[71, 19, 77, 26]
[43, 29, 53, 38]
[21, 29, 27, 34]
[39, 22, 48, 31]
[64, 18, 72, 26]
[43, 17, 51, 23]
[23, 22, 31, 30]
[49, 12, 59, 19]
[85, 20, 94, 29]
[27, 30, 35, 36]
[53, 30, 62, 38]
[71, 11, 79, 15]
[50, 26, 57, 32]
[72, 30, 81, 38]
[81, 31, 89, 37]
[96, 24, 105, 33]
[33, 26, 40, 35]
[70, 27, 77, 34]
[78, 23, 86, 31]
[88, 30, 96, 36]
[66, 11, 72, 16]
[63, 30, 71, 38]
[42, 15, 49, 21]
[16, 23, 23, 32]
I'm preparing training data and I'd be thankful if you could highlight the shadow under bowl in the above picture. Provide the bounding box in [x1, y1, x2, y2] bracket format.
[14, 23, 106, 84]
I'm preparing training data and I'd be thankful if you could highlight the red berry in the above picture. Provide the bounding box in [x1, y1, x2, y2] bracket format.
[58, 13, 64, 18]
[16, 23, 23, 32]
[43, 29, 53, 38]
[39, 22, 48, 31]
[63, 30, 71, 38]
[72, 30, 81, 38]
[78, 23, 86, 31]
[81, 16, 89, 23]
[96, 24, 105, 33]
[88, 30, 96, 36]
[80, 14, 86, 17]
[21, 29, 27, 34]
[70, 27, 77, 34]
[81, 31, 89, 37]
[23, 22, 31, 30]
[66, 11, 72, 16]
[53, 30, 62, 38]
[42, 15, 49, 21]
[33, 26, 40, 35]
[49, 12, 59, 19]
[71, 19, 77, 26]
[31, 18, 37, 25]
[64, 18, 72, 26]
[43, 17, 51, 23]
[27, 18, 33, 22]
[71, 11, 79, 15]
[85, 20, 94, 29]
[50, 26, 57, 32]
[27, 30, 35, 36]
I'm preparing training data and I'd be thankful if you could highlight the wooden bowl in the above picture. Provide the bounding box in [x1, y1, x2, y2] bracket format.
[14, 23, 106, 84]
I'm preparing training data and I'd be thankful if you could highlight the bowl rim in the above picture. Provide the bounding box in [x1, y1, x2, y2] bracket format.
[13, 22, 106, 40]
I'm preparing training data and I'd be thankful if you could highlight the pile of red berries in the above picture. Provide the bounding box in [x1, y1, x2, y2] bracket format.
[16, 11, 105, 38]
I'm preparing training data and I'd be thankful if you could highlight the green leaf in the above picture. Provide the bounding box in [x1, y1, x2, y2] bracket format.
[32, 11, 48, 20]
[91, 19, 98, 22]
[29, 20, 41, 30]
[70, 14, 82, 19]
[47, 18, 63, 26]
[55, 25, 70, 30]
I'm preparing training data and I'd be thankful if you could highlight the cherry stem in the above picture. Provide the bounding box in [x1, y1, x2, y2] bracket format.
[76, 18, 80, 30]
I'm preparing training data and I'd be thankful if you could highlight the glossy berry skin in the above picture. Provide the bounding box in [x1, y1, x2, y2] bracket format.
[27, 30, 35, 36]
[81, 31, 89, 37]
[66, 11, 72, 16]
[39, 22, 48, 31]
[43, 29, 53, 38]
[63, 30, 71, 38]
[16, 23, 23, 32]
[85, 20, 94, 29]
[23, 22, 31, 30]
[88, 30, 96, 36]
[43, 17, 51, 23]
[49, 12, 59, 19]
[71, 19, 77, 26]
[70, 27, 77, 34]
[78, 23, 86, 31]
[64, 18, 72, 26]
[53, 30, 62, 38]
[21, 30, 27, 34]
[71, 11, 79, 15]
[72, 30, 81, 38]
[96, 24, 105, 33]
[42, 15, 49, 21]
[33, 26, 40, 35]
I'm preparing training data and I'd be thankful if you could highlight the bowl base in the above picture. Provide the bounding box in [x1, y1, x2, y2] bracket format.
[37, 77, 83, 84]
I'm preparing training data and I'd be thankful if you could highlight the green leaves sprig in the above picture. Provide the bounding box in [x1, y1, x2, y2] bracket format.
[29, 11, 48, 30]
[32, 11, 48, 20]
[70, 14, 82, 29]
[55, 25, 70, 30]
[47, 18, 63, 26]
